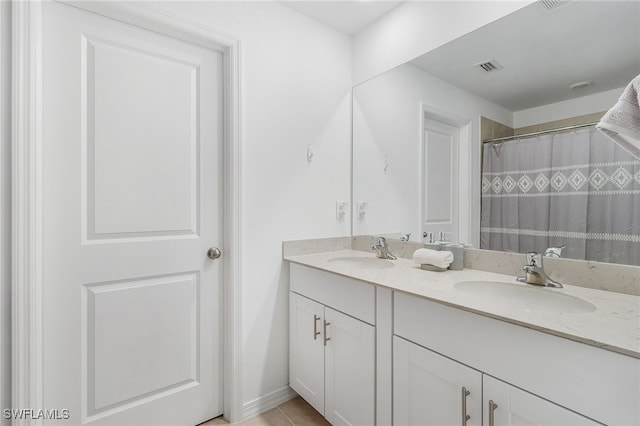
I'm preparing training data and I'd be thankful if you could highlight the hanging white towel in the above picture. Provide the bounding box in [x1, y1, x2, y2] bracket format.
[596, 74, 640, 159]
[412, 248, 453, 269]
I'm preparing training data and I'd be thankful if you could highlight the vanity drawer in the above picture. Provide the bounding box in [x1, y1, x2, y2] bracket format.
[290, 263, 375, 325]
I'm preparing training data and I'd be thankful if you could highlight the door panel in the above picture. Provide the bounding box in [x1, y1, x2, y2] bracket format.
[84, 35, 200, 238]
[325, 307, 375, 426]
[87, 274, 198, 412]
[289, 292, 325, 415]
[423, 118, 460, 242]
[394, 336, 482, 426]
[42, 2, 223, 424]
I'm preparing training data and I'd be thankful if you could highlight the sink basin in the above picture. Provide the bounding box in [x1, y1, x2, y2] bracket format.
[454, 281, 596, 314]
[327, 256, 395, 270]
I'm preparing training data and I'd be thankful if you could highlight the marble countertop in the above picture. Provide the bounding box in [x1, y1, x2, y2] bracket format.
[285, 249, 640, 359]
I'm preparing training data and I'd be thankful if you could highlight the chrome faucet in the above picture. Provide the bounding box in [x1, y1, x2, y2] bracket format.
[517, 252, 563, 288]
[372, 237, 397, 260]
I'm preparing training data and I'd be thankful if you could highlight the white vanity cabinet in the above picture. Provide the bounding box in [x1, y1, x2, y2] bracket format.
[393, 336, 482, 426]
[289, 264, 376, 426]
[394, 292, 639, 426]
[393, 335, 601, 426]
[286, 254, 639, 426]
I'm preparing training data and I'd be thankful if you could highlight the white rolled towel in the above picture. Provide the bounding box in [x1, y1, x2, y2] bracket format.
[412, 248, 454, 269]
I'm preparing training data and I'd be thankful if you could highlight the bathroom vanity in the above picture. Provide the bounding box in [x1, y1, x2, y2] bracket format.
[285, 247, 640, 426]
[289, 265, 376, 425]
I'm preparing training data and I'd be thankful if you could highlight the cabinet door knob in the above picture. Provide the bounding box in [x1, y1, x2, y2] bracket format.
[461, 387, 471, 425]
[324, 321, 331, 346]
[207, 247, 222, 259]
[488, 400, 498, 426]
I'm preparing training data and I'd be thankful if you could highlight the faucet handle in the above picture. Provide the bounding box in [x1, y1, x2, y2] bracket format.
[375, 236, 387, 247]
[525, 252, 542, 267]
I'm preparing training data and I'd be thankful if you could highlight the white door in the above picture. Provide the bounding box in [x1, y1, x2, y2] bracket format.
[483, 376, 602, 426]
[325, 307, 375, 426]
[422, 118, 460, 243]
[41, 2, 223, 425]
[289, 292, 325, 415]
[394, 336, 482, 426]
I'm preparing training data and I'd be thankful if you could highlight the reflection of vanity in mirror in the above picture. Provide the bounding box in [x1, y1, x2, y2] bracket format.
[352, 0, 640, 265]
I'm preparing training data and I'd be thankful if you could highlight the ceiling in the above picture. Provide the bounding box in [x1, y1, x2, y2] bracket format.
[280, 1, 405, 35]
[410, 1, 640, 112]
[278, 1, 639, 112]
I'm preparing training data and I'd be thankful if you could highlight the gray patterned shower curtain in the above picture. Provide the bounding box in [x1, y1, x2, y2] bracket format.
[481, 126, 640, 266]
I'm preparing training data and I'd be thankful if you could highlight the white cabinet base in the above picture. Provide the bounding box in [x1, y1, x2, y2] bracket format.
[394, 292, 639, 425]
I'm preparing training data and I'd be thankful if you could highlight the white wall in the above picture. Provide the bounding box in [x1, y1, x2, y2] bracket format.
[352, 1, 532, 85]
[149, 1, 352, 416]
[513, 87, 624, 128]
[353, 63, 512, 247]
[0, 1, 11, 423]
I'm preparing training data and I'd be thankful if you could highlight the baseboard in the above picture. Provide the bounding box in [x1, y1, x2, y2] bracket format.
[241, 386, 298, 421]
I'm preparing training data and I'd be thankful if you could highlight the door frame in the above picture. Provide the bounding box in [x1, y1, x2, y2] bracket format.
[12, 1, 242, 422]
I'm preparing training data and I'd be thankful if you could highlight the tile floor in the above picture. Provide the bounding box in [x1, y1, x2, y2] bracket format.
[199, 397, 330, 426]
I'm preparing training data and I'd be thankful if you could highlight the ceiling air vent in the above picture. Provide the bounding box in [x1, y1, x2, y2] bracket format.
[474, 59, 503, 73]
[539, 0, 572, 11]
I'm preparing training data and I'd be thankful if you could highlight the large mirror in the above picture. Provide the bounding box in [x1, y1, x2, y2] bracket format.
[352, 0, 640, 265]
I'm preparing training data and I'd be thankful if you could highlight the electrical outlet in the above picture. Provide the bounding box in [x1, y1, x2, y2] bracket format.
[356, 201, 368, 218]
[336, 201, 348, 220]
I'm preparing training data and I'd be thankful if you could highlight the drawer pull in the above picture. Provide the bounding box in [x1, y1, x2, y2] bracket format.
[461, 387, 471, 425]
[313, 315, 321, 340]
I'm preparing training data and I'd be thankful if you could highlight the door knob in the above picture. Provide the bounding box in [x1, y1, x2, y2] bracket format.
[207, 247, 222, 259]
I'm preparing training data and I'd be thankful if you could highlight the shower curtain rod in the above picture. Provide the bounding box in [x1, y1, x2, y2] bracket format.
[482, 121, 600, 144]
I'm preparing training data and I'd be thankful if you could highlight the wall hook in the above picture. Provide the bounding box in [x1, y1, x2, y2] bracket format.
[307, 144, 314, 162]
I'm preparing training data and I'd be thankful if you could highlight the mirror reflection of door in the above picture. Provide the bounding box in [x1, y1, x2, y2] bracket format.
[422, 118, 459, 243]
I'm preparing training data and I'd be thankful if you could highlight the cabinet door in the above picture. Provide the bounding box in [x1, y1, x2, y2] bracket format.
[394, 336, 482, 426]
[325, 307, 375, 426]
[483, 375, 602, 426]
[289, 292, 325, 414]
